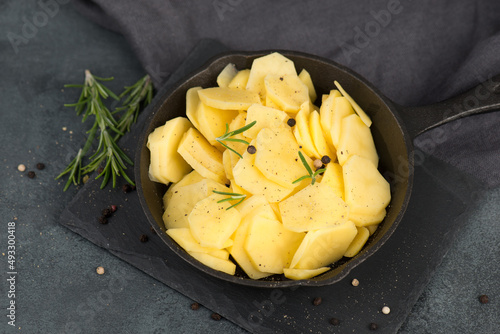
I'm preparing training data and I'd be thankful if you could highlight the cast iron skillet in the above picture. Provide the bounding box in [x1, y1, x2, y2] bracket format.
[135, 50, 500, 288]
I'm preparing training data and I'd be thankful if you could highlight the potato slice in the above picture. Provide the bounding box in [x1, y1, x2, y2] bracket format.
[177, 128, 228, 184]
[188, 251, 236, 275]
[265, 74, 309, 114]
[198, 87, 260, 111]
[186, 87, 202, 131]
[167, 228, 229, 258]
[228, 206, 274, 280]
[334, 80, 372, 127]
[344, 226, 370, 258]
[233, 147, 294, 203]
[217, 63, 238, 88]
[367, 224, 379, 235]
[319, 90, 341, 148]
[337, 114, 378, 167]
[246, 52, 297, 101]
[283, 267, 330, 280]
[228, 69, 250, 90]
[163, 178, 226, 229]
[289, 221, 357, 269]
[147, 117, 193, 184]
[188, 194, 241, 249]
[234, 195, 274, 219]
[254, 127, 312, 188]
[348, 208, 387, 227]
[293, 102, 320, 159]
[309, 110, 335, 159]
[163, 170, 204, 204]
[320, 162, 344, 201]
[298, 68, 317, 103]
[343, 155, 391, 217]
[244, 216, 304, 274]
[244, 104, 288, 139]
[328, 97, 355, 150]
[279, 183, 349, 232]
[196, 102, 239, 150]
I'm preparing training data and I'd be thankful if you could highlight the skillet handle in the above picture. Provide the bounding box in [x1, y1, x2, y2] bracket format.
[396, 74, 500, 139]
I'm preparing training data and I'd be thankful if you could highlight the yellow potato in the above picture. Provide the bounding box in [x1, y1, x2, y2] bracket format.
[319, 90, 341, 148]
[320, 162, 344, 200]
[330, 97, 355, 149]
[279, 183, 349, 232]
[343, 155, 391, 217]
[246, 52, 297, 100]
[344, 226, 370, 257]
[290, 221, 357, 269]
[185, 87, 202, 131]
[163, 178, 226, 229]
[337, 114, 378, 167]
[196, 102, 239, 149]
[293, 102, 320, 158]
[283, 267, 330, 280]
[198, 87, 260, 110]
[163, 170, 204, 204]
[244, 216, 304, 274]
[216, 63, 238, 88]
[334, 80, 372, 127]
[228, 69, 250, 90]
[188, 251, 236, 275]
[147, 117, 193, 184]
[188, 194, 241, 249]
[254, 127, 312, 188]
[167, 228, 229, 259]
[309, 110, 335, 159]
[298, 68, 317, 103]
[265, 74, 309, 113]
[244, 104, 288, 139]
[177, 128, 228, 184]
[348, 208, 387, 227]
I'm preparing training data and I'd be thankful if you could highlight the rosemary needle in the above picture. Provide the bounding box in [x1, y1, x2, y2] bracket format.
[212, 190, 247, 210]
[292, 151, 325, 185]
[216, 121, 256, 158]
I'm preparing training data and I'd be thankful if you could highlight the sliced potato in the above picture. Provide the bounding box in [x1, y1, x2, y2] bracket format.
[198, 87, 260, 110]
[196, 102, 239, 149]
[163, 170, 204, 204]
[265, 74, 309, 113]
[344, 226, 370, 257]
[244, 104, 288, 139]
[279, 183, 349, 232]
[177, 128, 228, 184]
[330, 97, 355, 149]
[309, 110, 335, 158]
[186, 87, 202, 131]
[293, 102, 320, 158]
[283, 267, 330, 280]
[290, 221, 357, 269]
[320, 162, 344, 200]
[188, 251, 236, 275]
[334, 80, 372, 127]
[298, 69, 317, 103]
[319, 90, 341, 148]
[217, 63, 238, 88]
[188, 194, 241, 249]
[228, 69, 250, 90]
[337, 114, 378, 167]
[343, 155, 390, 217]
[167, 228, 228, 257]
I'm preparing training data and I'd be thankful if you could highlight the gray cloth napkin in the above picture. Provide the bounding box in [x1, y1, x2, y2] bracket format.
[74, 0, 500, 187]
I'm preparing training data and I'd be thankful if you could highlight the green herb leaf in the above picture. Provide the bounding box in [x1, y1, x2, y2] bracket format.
[212, 190, 247, 210]
[292, 151, 323, 185]
[216, 121, 256, 158]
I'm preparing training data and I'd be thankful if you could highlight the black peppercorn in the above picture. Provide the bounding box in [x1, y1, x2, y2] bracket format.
[369, 322, 378, 330]
[247, 145, 257, 154]
[329, 318, 340, 326]
[479, 294, 489, 304]
[211, 313, 222, 321]
[98, 216, 108, 224]
[321, 155, 331, 164]
[287, 118, 296, 127]
[27, 171, 36, 178]
[139, 234, 149, 242]
[101, 208, 112, 218]
[313, 297, 322, 306]
[122, 184, 133, 193]
[36, 163, 45, 170]
[190, 302, 200, 310]
[150, 226, 157, 235]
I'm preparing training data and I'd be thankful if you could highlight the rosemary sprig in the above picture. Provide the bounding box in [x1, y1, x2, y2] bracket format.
[292, 151, 325, 185]
[114, 75, 153, 138]
[212, 190, 247, 210]
[57, 70, 153, 190]
[216, 121, 256, 158]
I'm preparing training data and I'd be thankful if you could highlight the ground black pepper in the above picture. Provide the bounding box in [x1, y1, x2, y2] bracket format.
[369, 322, 378, 330]
[312, 297, 322, 306]
[36, 163, 45, 170]
[479, 294, 489, 304]
[190, 302, 200, 310]
[247, 145, 257, 154]
[329, 318, 340, 326]
[139, 234, 149, 242]
[27, 171, 36, 178]
[211, 313, 222, 321]
[287, 118, 296, 127]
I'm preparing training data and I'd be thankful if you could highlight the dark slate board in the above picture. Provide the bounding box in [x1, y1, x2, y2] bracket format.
[59, 40, 482, 334]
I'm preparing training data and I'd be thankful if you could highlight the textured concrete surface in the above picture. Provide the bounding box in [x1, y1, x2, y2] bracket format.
[0, 1, 498, 333]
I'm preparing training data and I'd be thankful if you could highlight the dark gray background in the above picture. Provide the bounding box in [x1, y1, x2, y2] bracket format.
[1, 1, 499, 333]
